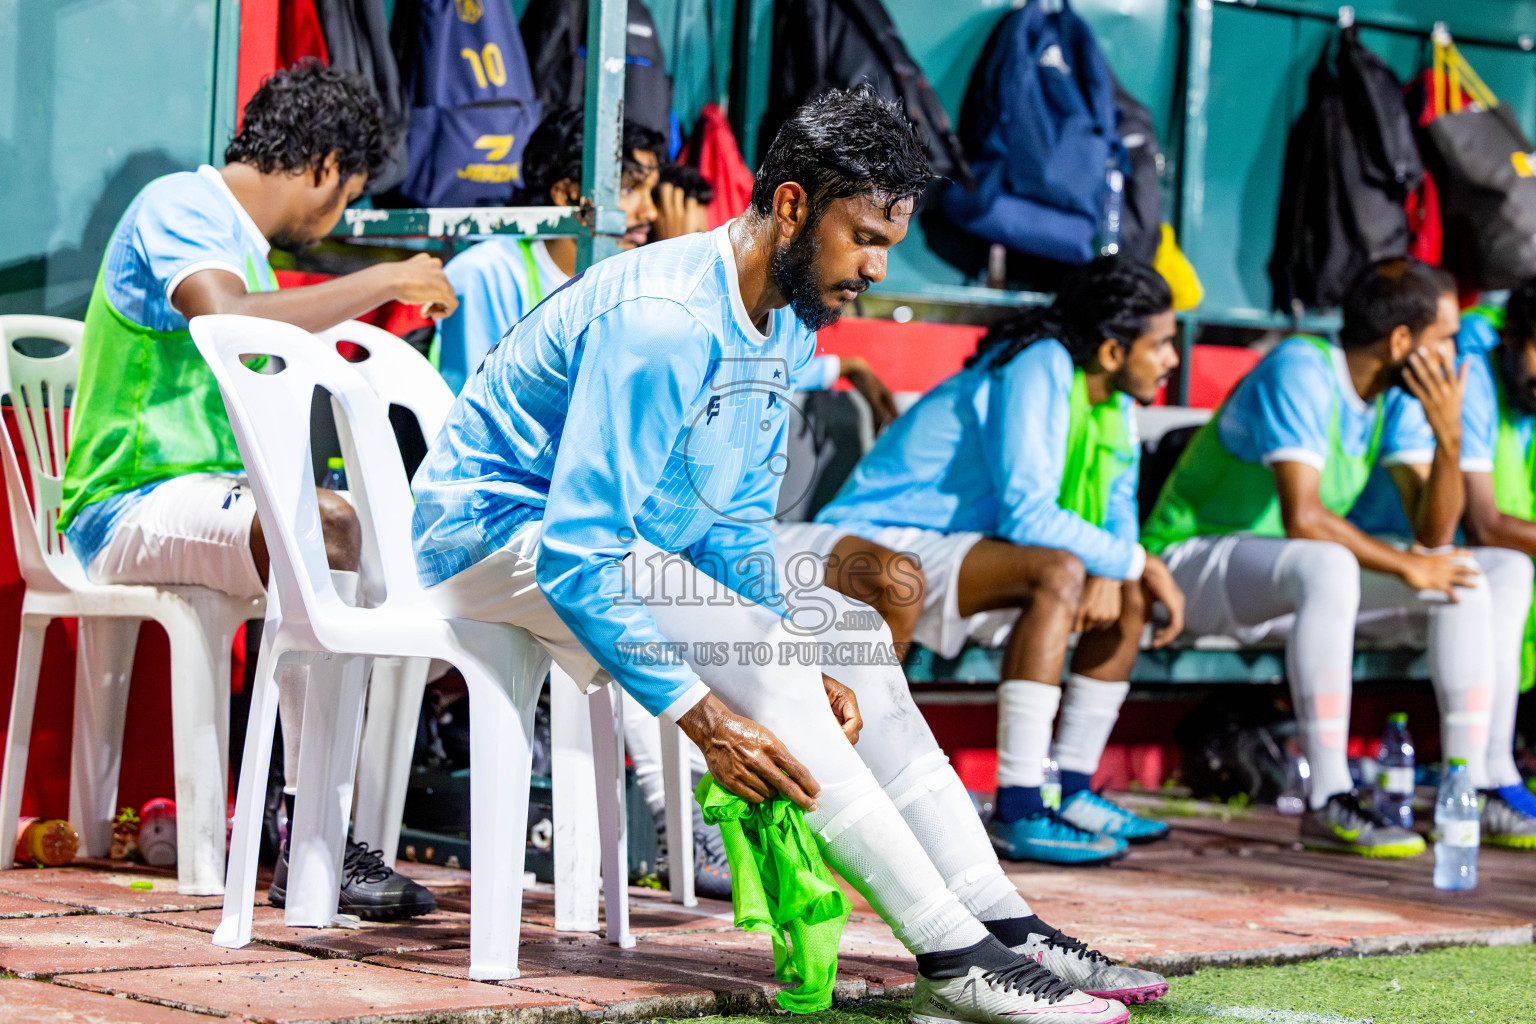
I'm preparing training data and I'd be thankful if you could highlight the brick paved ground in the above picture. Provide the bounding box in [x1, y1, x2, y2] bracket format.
[1, 799, 1530, 1022]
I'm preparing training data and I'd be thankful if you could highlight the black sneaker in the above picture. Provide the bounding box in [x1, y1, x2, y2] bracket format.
[654, 800, 733, 901]
[268, 839, 438, 921]
[1300, 791, 1426, 858]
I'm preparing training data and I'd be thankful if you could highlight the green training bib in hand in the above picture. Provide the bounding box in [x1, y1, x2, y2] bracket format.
[696, 775, 851, 1013]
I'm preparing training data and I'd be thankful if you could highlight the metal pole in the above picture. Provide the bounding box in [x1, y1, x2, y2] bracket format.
[577, 0, 629, 272]
[1174, 0, 1214, 403]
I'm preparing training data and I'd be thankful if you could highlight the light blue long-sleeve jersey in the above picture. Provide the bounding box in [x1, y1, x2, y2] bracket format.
[817, 339, 1142, 579]
[413, 227, 814, 715]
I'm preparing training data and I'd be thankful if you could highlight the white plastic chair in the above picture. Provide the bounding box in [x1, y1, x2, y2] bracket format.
[318, 320, 696, 945]
[311, 321, 449, 870]
[195, 314, 547, 980]
[0, 315, 263, 895]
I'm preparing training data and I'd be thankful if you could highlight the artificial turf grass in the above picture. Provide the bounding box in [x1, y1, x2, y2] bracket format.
[1137, 943, 1536, 1023]
[642, 943, 1536, 1024]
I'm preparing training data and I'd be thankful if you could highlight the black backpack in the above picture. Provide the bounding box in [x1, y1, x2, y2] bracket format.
[520, 0, 675, 147]
[764, 0, 969, 186]
[1270, 27, 1422, 312]
[1114, 81, 1161, 265]
[316, 0, 410, 193]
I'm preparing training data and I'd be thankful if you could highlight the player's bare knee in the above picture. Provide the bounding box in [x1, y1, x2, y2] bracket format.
[317, 489, 361, 572]
[1036, 549, 1086, 609]
[870, 555, 925, 644]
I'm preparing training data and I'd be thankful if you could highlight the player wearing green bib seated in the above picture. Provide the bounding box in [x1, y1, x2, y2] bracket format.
[1143, 258, 1489, 859]
[1441, 289, 1536, 847]
[59, 62, 456, 917]
[816, 258, 1186, 865]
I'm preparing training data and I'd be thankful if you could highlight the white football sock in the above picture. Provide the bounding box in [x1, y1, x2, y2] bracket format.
[810, 769, 990, 954]
[996, 680, 1060, 787]
[1420, 567, 1495, 789]
[1050, 676, 1130, 777]
[1477, 548, 1532, 789]
[886, 751, 1030, 920]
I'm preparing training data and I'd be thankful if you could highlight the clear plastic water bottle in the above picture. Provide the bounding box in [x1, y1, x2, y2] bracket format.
[1376, 713, 1416, 828]
[1041, 757, 1062, 811]
[320, 456, 347, 492]
[1434, 758, 1479, 891]
[1277, 740, 1310, 816]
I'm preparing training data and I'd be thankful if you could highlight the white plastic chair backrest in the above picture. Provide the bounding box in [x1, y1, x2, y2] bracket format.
[189, 315, 422, 641]
[0, 315, 85, 589]
[312, 320, 455, 442]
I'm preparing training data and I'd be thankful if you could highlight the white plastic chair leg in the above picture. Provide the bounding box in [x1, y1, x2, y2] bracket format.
[589, 682, 633, 948]
[550, 667, 600, 932]
[161, 598, 233, 896]
[0, 615, 49, 868]
[285, 653, 369, 927]
[214, 630, 283, 950]
[659, 716, 697, 907]
[352, 656, 430, 862]
[68, 617, 142, 858]
[463, 662, 535, 981]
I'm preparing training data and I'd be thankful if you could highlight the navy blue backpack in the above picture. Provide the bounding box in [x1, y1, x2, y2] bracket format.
[394, 0, 541, 207]
[943, 0, 1124, 265]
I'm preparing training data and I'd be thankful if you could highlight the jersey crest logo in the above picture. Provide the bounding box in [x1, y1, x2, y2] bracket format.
[455, 0, 484, 24]
[706, 396, 722, 424]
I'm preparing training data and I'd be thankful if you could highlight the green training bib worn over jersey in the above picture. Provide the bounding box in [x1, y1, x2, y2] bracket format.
[58, 252, 278, 531]
[1486, 346, 1536, 691]
[1142, 336, 1385, 554]
[1057, 367, 1134, 528]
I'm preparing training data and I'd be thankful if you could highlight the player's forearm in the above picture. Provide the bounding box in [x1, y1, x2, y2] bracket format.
[1412, 449, 1465, 548]
[1465, 509, 1536, 557]
[199, 265, 401, 333]
[1282, 503, 1416, 576]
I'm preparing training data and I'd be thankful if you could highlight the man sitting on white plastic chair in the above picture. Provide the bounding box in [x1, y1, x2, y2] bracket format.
[412, 88, 1165, 1022]
[57, 61, 455, 921]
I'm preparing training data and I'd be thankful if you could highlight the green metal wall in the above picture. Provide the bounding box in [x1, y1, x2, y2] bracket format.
[7, 0, 1536, 323]
[0, 0, 238, 317]
[720, 0, 1536, 315]
[1184, 0, 1536, 320]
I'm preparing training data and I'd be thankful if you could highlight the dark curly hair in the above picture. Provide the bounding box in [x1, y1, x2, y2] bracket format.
[224, 60, 388, 182]
[520, 107, 666, 204]
[656, 163, 716, 206]
[1339, 258, 1455, 351]
[968, 256, 1173, 370]
[1504, 278, 1536, 351]
[750, 85, 931, 225]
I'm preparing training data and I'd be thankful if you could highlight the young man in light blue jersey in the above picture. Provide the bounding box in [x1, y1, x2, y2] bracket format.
[413, 88, 1163, 1019]
[1143, 258, 1515, 858]
[813, 259, 1186, 865]
[58, 63, 456, 916]
[431, 109, 663, 394]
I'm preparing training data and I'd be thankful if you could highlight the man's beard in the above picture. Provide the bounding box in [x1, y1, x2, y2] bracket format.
[770, 230, 863, 331]
[269, 230, 316, 252]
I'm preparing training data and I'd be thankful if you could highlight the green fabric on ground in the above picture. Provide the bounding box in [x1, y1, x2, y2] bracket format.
[696, 774, 851, 1013]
